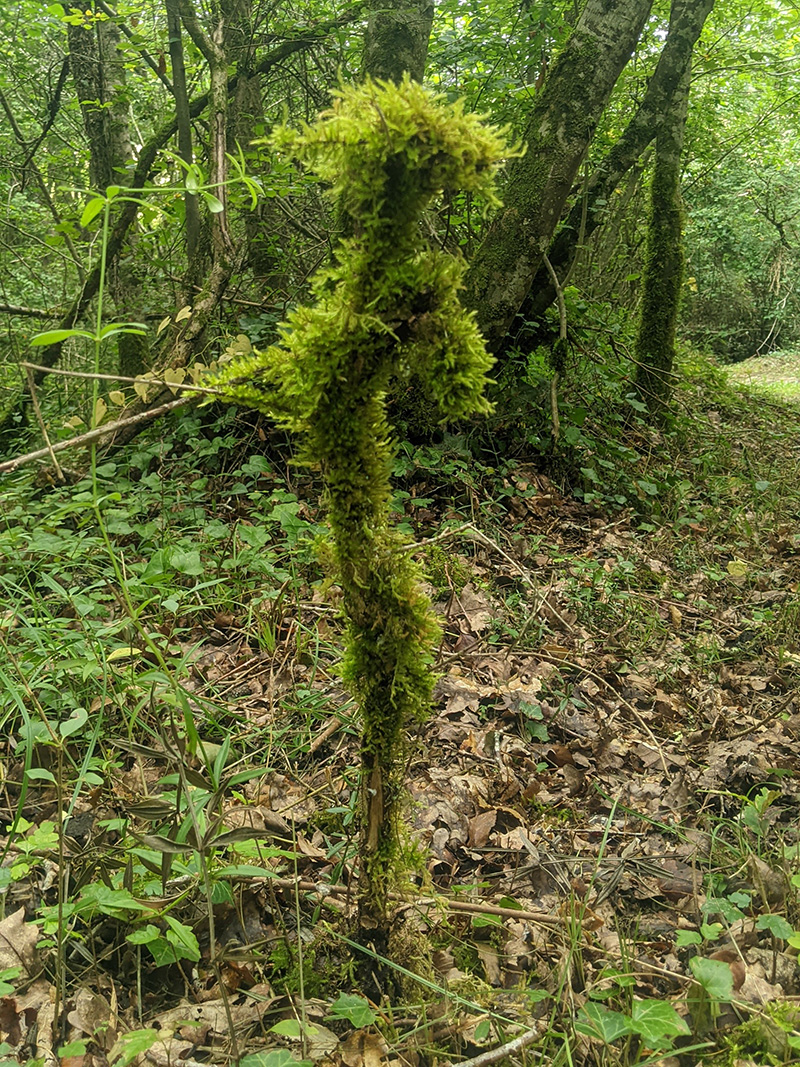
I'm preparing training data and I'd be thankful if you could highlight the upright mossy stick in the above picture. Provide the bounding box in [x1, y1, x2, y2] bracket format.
[206, 77, 512, 944]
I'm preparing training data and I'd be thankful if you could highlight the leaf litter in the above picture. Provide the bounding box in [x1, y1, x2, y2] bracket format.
[3, 387, 800, 1064]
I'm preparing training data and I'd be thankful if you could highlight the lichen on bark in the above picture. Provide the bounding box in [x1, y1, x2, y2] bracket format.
[204, 77, 512, 948]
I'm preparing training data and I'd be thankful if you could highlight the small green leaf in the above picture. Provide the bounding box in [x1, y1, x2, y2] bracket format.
[690, 957, 734, 1001]
[58, 1041, 88, 1058]
[30, 328, 93, 346]
[471, 912, 502, 927]
[757, 914, 793, 940]
[25, 768, 56, 783]
[474, 1019, 491, 1041]
[98, 321, 148, 339]
[676, 930, 703, 947]
[202, 192, 225, 213]
[165, 916, 200, 962]
[80, 197, 106, 227]
[59, 706, 88, 739]
[127, 924, 162, 945]
[239, 1052, 311, 1067]
[328, 994, 377, 1029]
[110, 1028, 159, 1067]
[699, 922, 722, 941]
[270, 1019, 317, 1038]
[630, 1000, 690, 1044]
[575, 1002, 633, 1043]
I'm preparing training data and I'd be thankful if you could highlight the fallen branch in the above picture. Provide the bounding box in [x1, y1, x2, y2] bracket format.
[0, 303, 58, 320]
[443, 1027, 543, 1067]
[0, 395, 194, 474]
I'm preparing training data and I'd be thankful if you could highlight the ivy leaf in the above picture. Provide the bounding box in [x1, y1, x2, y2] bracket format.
[689, 957, 734, 1001]
[630, 1000, 690, 1044]
[575, 1003, 633, 1043]
[328, 994, 377, 1028]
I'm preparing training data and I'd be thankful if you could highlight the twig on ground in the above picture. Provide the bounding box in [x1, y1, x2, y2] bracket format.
[307, 714, 347, 755]
[443, 1026, 543, 1067]
[23, 366, 64, 482]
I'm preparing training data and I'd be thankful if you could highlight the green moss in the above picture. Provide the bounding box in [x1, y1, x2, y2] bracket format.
[205, 77, 509, 938]
[424, 544, 472, 595]
[635, 127, 686, 417]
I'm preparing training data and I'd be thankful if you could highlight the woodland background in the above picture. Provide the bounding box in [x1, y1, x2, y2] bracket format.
[2, 1, 800, 1066]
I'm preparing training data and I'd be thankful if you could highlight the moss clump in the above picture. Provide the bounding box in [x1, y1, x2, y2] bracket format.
[205, 76, 510, 949]
[424, 544, 472, 596]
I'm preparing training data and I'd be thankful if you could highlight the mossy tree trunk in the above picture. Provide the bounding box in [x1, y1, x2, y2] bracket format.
[519, 0, 714, 329]
[362, 0, 434, 82]
[207, 80, 509, 966]
[463, 0, 653, 354]
[634, 59, 690, 418]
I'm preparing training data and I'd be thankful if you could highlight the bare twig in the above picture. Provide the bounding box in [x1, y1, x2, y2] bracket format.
[0, 396, 194, 474]
[23, 367, 64, 482]
[19, 361, 225, 397]
[443, 1027, 542, 1067]
[0, 303, 57, 319]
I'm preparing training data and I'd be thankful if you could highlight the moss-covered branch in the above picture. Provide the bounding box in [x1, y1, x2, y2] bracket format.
[205, 77, 512, 945]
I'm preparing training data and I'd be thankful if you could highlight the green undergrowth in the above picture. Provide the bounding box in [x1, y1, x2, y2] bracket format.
[725, 348, 800, 403]
[2, 346, 800, 1064]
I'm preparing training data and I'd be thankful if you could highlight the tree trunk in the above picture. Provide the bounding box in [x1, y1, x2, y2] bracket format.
[362, 0, 434, 82]
[521, 0, 714, 327]
[68, 5, 150, 377]
[166, 0, 201, 263]
[463, 0, 653, 354]
[634, 62, 691, 416]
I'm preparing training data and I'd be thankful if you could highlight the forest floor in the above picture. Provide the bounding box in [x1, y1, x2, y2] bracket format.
[1, 354, 800, 1067]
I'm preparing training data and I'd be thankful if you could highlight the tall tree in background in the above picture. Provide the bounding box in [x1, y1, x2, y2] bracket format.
[68, 4, 151, 377]
[362, 0, 434, 82]
[634, 50, 692, 415]
[520, 0, 714, 329]
[463, 0, 653, 354]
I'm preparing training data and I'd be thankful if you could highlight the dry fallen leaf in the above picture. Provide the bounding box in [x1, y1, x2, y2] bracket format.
[0, 908, 39, 976]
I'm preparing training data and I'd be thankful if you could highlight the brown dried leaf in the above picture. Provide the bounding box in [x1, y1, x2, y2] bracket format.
[0, 908, 39, 975]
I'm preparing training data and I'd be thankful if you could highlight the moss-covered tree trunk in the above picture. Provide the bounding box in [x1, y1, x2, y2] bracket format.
[520, 0, 714, 328]
[362, 0, 434, 82]
[206, 80, 510, 966]
[463, 0, 652, 354]
[634, 59, 690, 418]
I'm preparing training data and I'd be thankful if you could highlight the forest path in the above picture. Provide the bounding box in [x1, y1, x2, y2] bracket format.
[726, 349, 800, 400]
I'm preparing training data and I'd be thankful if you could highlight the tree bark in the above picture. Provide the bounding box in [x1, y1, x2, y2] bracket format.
[521, 0, 714, 326]
[634, 60, 691, 416]
[166, 0, 201, 262]
[179, 0, 234, 266]
[68, 5, 149, 377]
[463, 0, 653, 354]
[67, 10, 132, 191]
[362, 0, 434, 83]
